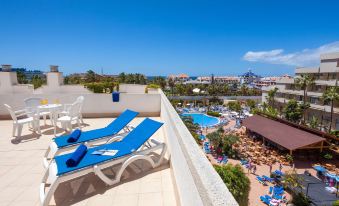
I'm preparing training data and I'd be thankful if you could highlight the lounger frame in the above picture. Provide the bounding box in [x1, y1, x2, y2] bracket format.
[40, 139, 166, 206]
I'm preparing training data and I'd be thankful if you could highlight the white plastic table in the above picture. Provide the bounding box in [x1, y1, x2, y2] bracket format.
[38, 104, 62, 127]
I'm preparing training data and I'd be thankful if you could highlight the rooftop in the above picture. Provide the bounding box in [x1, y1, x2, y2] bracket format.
[0, 117, 177, 206]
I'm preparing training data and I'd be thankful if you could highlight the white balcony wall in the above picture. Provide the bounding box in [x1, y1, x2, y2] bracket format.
[119, 84, 147, 93]
[320, 62, 339, 73]
[0, 92, 160, 119]
[159, 90, 238, 206]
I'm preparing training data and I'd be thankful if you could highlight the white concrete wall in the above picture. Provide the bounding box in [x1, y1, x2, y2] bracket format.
[320, 62, 339, 73]
[119, 84, 147, 93]
[160, 90, 238, 206]
[0, 92, 160, 119]
[0, 72, 32, 94]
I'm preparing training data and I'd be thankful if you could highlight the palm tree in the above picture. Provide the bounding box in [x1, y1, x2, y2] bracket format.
[295, 74, 315, 122]
[240, 85, 249, 96]
[267, 87, 279, 107]
[322, 85, 339, 131]
[168, 78, 175, 95]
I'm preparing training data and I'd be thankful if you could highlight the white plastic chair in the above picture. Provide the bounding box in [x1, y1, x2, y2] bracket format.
[4, 104, 41, 138]
[24, 97, 52, 125]
[54, 101, 82, 136]
[59, 96, 84, 124]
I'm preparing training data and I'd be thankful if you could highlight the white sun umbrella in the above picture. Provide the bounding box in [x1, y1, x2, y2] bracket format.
[193, 88, 200, 93]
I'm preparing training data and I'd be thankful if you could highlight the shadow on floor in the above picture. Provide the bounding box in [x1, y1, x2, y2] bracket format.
[11, 132, 41, 144]
[54, 157, 170, 206]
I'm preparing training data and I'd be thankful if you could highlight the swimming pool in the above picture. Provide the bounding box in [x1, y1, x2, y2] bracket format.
[181, 113, 220, 127]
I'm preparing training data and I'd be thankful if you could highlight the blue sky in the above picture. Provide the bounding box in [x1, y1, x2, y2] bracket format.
[1, 0, 339, 76]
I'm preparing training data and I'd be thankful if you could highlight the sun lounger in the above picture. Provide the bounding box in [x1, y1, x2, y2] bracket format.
[256, 176, 267, 185]
[260, 195, 272, 205]
[43, 109, 139, 168]
[273, 170, 284, 176]
[263, 175, 274, 183]
[40, 118, 166, 206]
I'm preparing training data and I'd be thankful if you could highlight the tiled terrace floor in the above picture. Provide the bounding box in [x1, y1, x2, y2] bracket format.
[0, 117, 177, 206]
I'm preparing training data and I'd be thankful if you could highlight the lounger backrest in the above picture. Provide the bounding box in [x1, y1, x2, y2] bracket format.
[122, 118, 163, 151]
[106, 109, 139, 132]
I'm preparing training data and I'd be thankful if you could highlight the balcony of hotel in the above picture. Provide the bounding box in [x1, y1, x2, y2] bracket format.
[0, 66, 237, 206]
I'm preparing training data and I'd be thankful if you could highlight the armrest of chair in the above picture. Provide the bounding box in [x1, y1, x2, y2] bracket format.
[15, 109, 35, 118]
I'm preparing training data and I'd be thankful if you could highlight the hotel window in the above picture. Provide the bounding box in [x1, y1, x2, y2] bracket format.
[310, 97, 317, 104]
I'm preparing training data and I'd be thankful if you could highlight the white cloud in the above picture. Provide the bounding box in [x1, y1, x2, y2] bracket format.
[243, 41, 339, 66]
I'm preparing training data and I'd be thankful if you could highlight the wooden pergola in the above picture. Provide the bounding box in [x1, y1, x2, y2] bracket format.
[243, 115, 327, 155]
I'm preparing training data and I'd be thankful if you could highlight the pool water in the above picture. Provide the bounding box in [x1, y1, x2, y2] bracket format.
[181, 113, 219, 127]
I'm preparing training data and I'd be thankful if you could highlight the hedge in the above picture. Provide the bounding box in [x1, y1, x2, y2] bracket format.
[207, 111, 221, 117]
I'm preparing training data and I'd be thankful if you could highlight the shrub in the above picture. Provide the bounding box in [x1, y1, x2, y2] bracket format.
[330, 130, 339, 137]
[207, 111, 221, 117]
[191, 132, 201, 145]
[286, 154, 293, 163]
[333, 200, 339, 206]
[147, 83, 160, 89]
[292, 192, 310, 206]
[145, 84, 160, 93]
[84, 82, 118, 93]
[214, 164, 250, 206]
[324, 153, 333, 160]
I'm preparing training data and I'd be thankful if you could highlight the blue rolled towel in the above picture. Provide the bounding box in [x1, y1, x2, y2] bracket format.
[67, 129, 82, 143]
[66, 144, 87, 167]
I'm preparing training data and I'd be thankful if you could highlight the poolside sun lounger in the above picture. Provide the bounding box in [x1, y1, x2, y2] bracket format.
[43, 109, 139, 168]
[273, 170, 284, 176]
[260, 195, 272, 205]
[256, 176, 267, 185]
[263, 175, 275, 183]
[40, 118, 166, 206]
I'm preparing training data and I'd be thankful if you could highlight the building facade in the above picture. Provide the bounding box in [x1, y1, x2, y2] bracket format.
[262, 52, 339, 130]
[239, 69, 260, 85]
[196, 76, 240, 84]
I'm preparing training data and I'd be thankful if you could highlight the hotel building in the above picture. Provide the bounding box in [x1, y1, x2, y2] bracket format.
[262, 52, 339, 130]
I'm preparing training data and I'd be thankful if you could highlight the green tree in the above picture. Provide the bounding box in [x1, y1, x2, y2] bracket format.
[175, 84, 185, 96]
[214, 164, 250, 206]
[168, 78, 175, 95]
[31, 75, 45, 89]
[118, 72, 126, 83]
[228, 101, 241, 113]
[309, 116, 319, 129]
[322, 86, 339, 131]
[283, 100, 303, 123]
[151, 76, 166, 89]
[239, 85, 249, 96]
[85, 70, 96, 83]
[16, 71, 28, 84]
[267, 87, 279, 107]
[223, 134, 239, 157]
[245, 99, 256, 111]
[295, 74, 315, 122]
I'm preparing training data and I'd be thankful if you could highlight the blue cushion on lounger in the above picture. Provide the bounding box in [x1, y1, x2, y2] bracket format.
[66, 144, 87, 167]
[55, 118, 163, 175]
[54, 109, 139, 148]
[67, 129, 82, 143]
